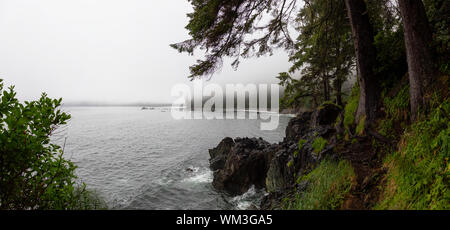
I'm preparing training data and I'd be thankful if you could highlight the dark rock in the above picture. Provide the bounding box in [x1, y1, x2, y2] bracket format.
[209, 137, 235, 171]
[260, 192, 286, 210]
[208, 103, 343, 208]
[314, 125, 337, 139]
[311, 103, 341, 128]
[265, 145, 297, 193]
[247, 204, 259, 210]
[285, 111, 313, 142]
[265, 125, 339, 200]
[210, 137, 271, 195]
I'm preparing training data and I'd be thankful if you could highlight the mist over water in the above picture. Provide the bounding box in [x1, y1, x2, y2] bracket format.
[58, 106, 290, 210]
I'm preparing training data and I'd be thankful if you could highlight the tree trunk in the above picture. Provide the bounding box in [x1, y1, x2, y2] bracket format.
[335, 76, 343, 106]
[345, 0, 379, 124]
[398, 0, 435, 121]
[323, 75, 330, 102]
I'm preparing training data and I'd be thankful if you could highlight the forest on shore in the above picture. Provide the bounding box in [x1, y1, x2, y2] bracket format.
[173, 0, 449, 210]
[0, 0, 448, 210]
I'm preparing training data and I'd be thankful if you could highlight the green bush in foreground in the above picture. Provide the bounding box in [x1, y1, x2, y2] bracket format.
[376, 99, 449, 210]
[0, 79, 106, 210]
[286, 158, 355, 210]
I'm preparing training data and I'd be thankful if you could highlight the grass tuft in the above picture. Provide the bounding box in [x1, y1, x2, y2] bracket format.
[376, 99, 450, 210]
[285, 158, 355, 210]
[312, 137, 327, 154]
[344, 83, 360, 130]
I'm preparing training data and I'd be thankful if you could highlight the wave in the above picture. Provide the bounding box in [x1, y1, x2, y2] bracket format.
[230, 186, 265, 210]
[181, 167, 213, 184]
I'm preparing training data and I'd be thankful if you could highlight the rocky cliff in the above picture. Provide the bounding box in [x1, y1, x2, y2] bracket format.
[208, 103, 343, 208]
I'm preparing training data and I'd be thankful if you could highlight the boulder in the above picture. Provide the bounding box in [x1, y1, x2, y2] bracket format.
[208, 102, 342, 207]
[266, 125, 338, 194]
[285, 111, 313, 142]
[311, 103, 341, 128]
[265, 143, 297, 193]
[209, 137, 235, 171]
[210, 137, 271, 196]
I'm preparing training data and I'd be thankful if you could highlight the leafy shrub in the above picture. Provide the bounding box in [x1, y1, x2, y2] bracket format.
[319, 101, 342, 110]
[298, 139, 306, 150]
[0, 79, 106, 210]
[383, 84, 410, 121]
[286, 159, 355, 210]
[312, 137, 327, 154]
[344, 83, 360, 130]
[423, 0, 450, 75]
[287, 160, 294, 168]
[378, 84, 410, 138]
[373, 29, 408, 85]
[376, 99, 450, 210]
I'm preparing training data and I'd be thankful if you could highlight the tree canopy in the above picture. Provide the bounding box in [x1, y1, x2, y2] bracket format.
[174, 0, 448, 127]
[171, 0, 299, 79]
[285, 0, 354, 106]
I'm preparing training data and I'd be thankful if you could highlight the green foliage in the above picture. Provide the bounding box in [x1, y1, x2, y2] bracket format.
[172, 0, 296, 78]
[384, 84, 410, 120]
[367, 0, 408, 89]
[373, 28, 408, 84]
[294, 139, 307, 158]
[376, 99, 450, 210]
[312, 137, 327, 154]
[378, 84, 410, 138]
[278, 72, 319, 110]
[57, 183, 107, 210]
[319, 101, 342, 110]
[423, 0, 450, 74]
[287, 160, 294, 168]
[285, 159, 355, 210]
[298, 139, 307, 151]
[334, 114, 342, 128]
[366, 0, 401, 34]
[344, 83, 360, 130]
[0, 79, 106, 210]
[283, 0, 354, 108]
[356, 116, 366, 136]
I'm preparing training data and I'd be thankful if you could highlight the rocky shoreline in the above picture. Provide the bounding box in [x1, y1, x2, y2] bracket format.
[208, 103, 343, 209]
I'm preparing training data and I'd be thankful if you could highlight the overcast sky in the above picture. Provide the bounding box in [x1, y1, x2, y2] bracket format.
[0, 0, 291, 104]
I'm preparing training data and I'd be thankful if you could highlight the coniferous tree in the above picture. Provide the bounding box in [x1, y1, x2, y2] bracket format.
[287, 0, 354, 107]
[344, 0, 380, 124]
[398, 0, 435, 121]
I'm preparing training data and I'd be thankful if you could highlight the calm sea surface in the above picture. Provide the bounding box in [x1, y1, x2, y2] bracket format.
[58, 106, 291, 210]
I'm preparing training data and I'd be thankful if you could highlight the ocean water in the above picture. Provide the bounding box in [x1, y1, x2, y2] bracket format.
[57, 106, 291, 210]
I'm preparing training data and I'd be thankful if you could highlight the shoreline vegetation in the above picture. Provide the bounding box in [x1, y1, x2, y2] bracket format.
[0, 80, 107, 210]
[1, 74, 447, 210]
[175, 0, 449, 210]
[209, 75, 448, 210]
[1, 0, 449, 210]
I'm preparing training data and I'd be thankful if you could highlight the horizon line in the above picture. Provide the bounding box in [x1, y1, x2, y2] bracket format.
[62, 102, 174, 107]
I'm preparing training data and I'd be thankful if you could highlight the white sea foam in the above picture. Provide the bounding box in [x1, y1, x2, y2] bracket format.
[60, 107, 289, 209]
[231, 185, 261, 210]
[182, 168, 213, 184]
[156, 178, 174, 186]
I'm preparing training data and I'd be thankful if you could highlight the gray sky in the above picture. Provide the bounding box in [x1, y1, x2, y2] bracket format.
[0, 0, 291, 104]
